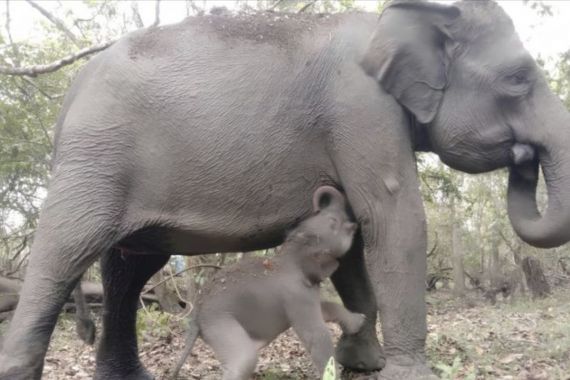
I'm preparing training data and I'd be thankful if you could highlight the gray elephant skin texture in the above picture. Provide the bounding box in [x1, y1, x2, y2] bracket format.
[1, 1, 570, 379]
[171, 186, 363, 380]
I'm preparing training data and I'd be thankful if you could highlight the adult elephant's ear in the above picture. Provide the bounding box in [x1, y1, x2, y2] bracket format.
[360, 1, 460, 124]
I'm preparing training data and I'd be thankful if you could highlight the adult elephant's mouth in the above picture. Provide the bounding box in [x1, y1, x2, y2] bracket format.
[509, 143, 538, 182]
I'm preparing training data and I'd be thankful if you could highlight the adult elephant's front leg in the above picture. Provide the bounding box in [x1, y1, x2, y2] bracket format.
[369, 184, 434, 380]
[337, 159, 433, 379]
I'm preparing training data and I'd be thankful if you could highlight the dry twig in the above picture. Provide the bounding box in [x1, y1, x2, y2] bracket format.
[298, 1, 317, 13]
[25, 0, 80, 47]
[152, 0, 161, 27]
[131, 1, 145, 29]
[0, 40, 115, 77]
[141, 264, 221, 295]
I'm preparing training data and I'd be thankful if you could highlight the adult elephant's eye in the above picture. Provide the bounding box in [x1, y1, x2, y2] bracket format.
[500, 69, 533, 97]
[508, 71, 528, 86]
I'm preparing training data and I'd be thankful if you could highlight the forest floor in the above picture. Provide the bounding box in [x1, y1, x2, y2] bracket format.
[6, 287, 569, 380]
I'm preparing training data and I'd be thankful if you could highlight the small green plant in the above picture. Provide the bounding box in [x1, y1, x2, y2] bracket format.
[434, 356, 475, 380]
[259, 370, 284, 380]
[322, 357, 336, 380]
[136, 303, 172, 341]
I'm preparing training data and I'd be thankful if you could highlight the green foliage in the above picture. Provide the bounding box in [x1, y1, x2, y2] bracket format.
[545, 50, 570, 108]
[338, 0, 355, 11]
[434, 356, 475, 380]
[259, 371, 286, 380]
[418, 156, 461, 203]
[322, 357, 336, 380]
[136, 303, 173, 341]
[376, 0, 390, 13]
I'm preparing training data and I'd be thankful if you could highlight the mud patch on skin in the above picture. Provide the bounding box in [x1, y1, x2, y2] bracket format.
[190, 11, 344, 48]
[199, 256, 285, 298]
[129, 10, 346, 60]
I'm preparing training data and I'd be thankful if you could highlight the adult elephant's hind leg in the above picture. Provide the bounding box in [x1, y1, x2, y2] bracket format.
[202, 317, 258, 380]
[95, 250, 170, 380]
[331, 232, 385, 371]
[0, 188, 118, 380]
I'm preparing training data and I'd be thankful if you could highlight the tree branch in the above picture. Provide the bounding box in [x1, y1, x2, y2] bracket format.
[185, 0, 202, 16]
[427, 232, 438, 258]
[5, 0, 20, 65]
[131, 1, 144, 29]
[298, 1, 317, 13]
[152, 0, 161, 27]
[21, 76, 63, 101]
[269, 0, 286, 11]
[141, 264, 221, 295]
[0, 40, 115, 77]
[25, 0, 80, 47]
[498, 228, 520, 256]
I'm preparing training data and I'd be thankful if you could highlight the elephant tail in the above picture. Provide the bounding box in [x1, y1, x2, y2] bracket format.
[171, 308, 200, 379]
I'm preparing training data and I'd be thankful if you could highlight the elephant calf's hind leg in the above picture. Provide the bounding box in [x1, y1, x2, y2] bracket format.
[202, 318, 259, 380]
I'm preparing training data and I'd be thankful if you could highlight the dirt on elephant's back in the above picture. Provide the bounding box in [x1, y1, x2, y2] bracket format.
[186, 10, 346, 48]
[196, 256, 281, 300]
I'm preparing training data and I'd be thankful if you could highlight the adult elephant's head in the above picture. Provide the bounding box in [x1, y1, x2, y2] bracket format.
[361, 0, 570, 249]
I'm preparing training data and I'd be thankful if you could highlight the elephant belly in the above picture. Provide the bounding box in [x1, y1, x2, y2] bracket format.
[120, 181, 316, 255]
[123, 145, 336, 254]
[233, 292, 290, 343]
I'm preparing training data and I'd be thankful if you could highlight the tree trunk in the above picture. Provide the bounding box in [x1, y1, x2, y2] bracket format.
[487, 223, 501, 289]
[451, 197, 466, 297]
[152, 269, 184, 314]
[185, 256, 197, 310]
[522, 256, 551, 299]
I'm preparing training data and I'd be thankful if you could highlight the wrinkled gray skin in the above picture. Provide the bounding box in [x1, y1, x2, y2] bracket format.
[1, 1, 570, 379]
[171, 186, 363, 380]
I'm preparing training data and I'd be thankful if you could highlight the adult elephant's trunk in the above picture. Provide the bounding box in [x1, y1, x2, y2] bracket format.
[508, 86, 570, 248]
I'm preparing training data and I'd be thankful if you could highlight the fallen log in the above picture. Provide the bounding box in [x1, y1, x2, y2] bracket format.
[0, 277, 158, 313]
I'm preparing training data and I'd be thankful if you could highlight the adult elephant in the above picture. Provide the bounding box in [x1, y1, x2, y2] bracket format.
[1, 1, 568, 379]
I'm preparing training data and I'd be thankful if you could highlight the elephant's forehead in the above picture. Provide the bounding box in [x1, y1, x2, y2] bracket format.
[451, 1, 515, 41]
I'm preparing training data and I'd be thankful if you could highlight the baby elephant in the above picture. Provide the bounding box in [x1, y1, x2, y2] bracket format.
[171, 186, 363, 380]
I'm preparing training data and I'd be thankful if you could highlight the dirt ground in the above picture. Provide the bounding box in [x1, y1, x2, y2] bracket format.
[5, 288, 569, 379]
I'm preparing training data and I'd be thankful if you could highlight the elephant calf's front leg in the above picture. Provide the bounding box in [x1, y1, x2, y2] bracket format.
[331, 232, 386, 372]
[320, 301, 365, 335]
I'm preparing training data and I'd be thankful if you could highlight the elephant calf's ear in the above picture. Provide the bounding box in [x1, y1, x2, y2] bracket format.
[360, 1, 460, 124]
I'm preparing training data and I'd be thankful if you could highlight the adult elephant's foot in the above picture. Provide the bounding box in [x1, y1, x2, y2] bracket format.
[0, 354, 42, 380]
[335, 331, 386, 371]
[376, 355, 437, 380]
[94, 365, 155, 380]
